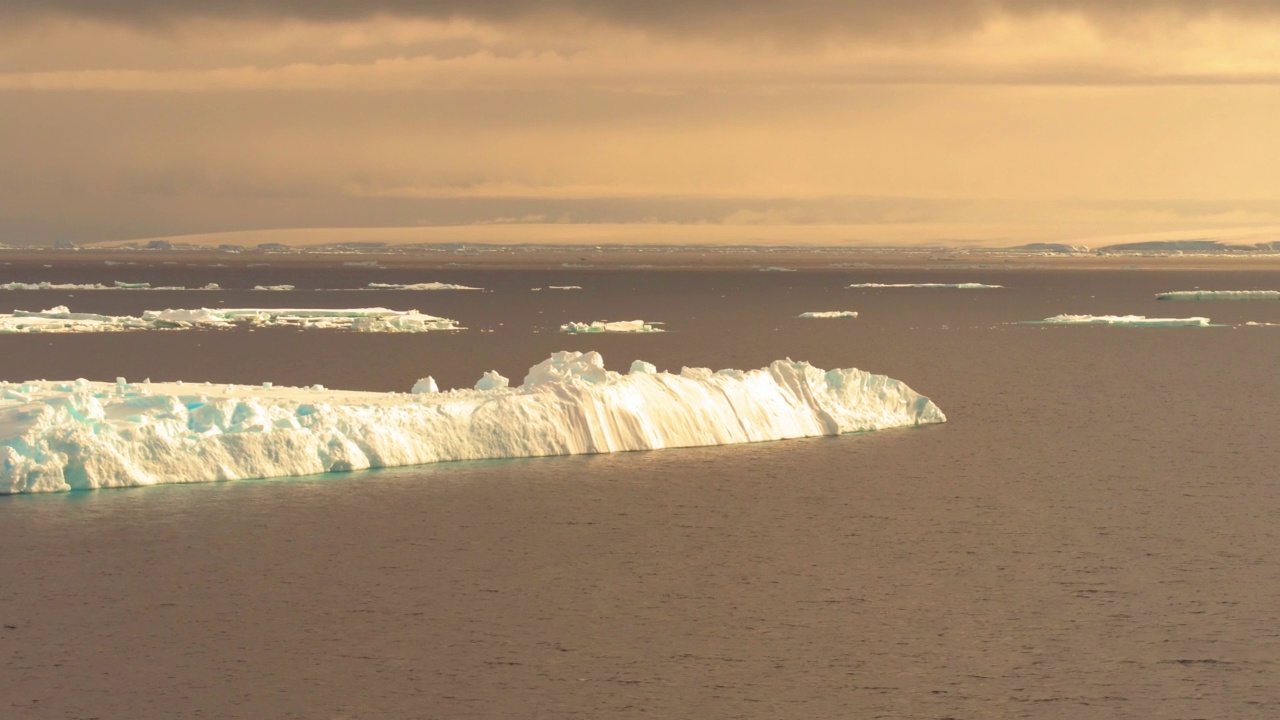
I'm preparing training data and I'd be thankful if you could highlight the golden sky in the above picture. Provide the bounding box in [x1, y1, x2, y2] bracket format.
[3, 1, 1280, 246]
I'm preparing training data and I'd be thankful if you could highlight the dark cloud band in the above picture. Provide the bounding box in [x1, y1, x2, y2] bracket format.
[3, 1, 1277, 34]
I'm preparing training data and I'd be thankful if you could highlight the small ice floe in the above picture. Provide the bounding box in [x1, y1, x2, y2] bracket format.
[798, 311, 859, 319]
[1026, 314, 1216, 327]
[560, 319, 664, 333]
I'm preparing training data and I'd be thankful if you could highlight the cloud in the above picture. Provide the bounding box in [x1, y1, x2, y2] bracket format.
[4, 1, 1280, 38]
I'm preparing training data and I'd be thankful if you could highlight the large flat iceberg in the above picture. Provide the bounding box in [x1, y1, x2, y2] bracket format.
[365, 282, 483, 291]
[561, 320, 663, 333]
[0, 352, 944, 494]
[1157, 290, 1280, 301]
[0, 306, 461, 333]
[1028, 314, 1215, 327]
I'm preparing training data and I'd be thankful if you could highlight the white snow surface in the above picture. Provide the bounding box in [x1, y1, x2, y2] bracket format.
[847, 283, 1003, 289]
[561, 320, 663, 333]
[1157, 290, 1280, 301]
[1032, 314, 1214, 327]
[0, 351, 944, 494]
[0, 306, 461, 333]
[366, 282, 483, 291]
[799, 311, 859, 319]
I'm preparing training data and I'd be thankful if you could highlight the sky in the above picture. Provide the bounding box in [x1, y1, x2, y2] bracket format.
[3, 1, 1280, 247]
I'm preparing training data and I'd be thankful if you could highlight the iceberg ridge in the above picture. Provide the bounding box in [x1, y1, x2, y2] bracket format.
[0, 351, 944, 494]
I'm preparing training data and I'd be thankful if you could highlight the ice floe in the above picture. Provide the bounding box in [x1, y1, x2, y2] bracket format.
[560, 320, 664, 333]
[799, 311, 859, 319]
[365, 282, 483, 291]
[0, 306, 462, 333]
[0, 351, 944, 494]
[253, 285, 295, 291]
[0, 281, 220, 291]
[1028, 314, 1215, 327]
[1156, 290, 1280, 301]
[847, 283, 1003, 289]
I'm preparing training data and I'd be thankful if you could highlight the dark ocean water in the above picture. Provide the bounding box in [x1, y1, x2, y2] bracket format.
[3, 264, 1280, 718]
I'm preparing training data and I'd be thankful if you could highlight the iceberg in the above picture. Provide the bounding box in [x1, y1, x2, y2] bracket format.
[549, 286, 583, 290]
[253, 285, 295, 291]
[0, 351, 944, 494]
[847, 283, 1003, 289]
[1156, 290, 1280, 301]
[0, 306, 462, 333]
[1028, 314, 1215, 327]
[365, 282, 483, 291]
[799, 311, 859, 319]
[560, 320, 663, 333]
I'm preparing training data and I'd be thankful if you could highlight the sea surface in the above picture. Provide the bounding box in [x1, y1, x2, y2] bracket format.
[3, 261, 1280, 718]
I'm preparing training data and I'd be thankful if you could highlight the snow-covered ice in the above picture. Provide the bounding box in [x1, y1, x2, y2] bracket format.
[847, 283, 1003, 289]
[1028, 314, 1215, 327]
[1157, 290, 1280, 301]
[0, 306, 462, 333]
[366, 282, 483, 291]
[0, 351, 945, 494]
[799, 311, 859, 319]
[561, 320, 664, 333]
[1, 281, 220, 291]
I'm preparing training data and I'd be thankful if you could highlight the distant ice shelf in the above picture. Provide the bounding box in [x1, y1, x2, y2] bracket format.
[1157, 290, 1280, 301]
[0, 351, 944, 494]
[847, 283, 1003, 289]
[1027, 314, 1216, 327]
[561, 320, 664, 333]
[0, 306, 462, 333]
[799, 311, 859, 319]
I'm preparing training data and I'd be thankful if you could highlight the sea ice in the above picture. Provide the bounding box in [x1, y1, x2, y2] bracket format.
[254, 285, 295, 291]
[0, 351, 945, 494]
[366, 282, 483, 291]
[0, 306, 462, 333]
[1028, 314, 1215, 327]
[799, 311, 859, 319]
[1156, 290, 1280, 301]
[560, 320, 664, 333]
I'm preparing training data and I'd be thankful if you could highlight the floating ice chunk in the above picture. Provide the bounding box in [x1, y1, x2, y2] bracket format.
[411, 377, 440, 394]
[799, 311, 859, 319]
[0, 307, 462, 333]
[847, 283, 1002, 289]
[761, 267, 797, 272]
[253, 285, 295, 291]
[1, 282, 112, 290]
[474, 371, 509, 391]
[366, 282, 483, 291]
[561, 320, 663, 333]
[0, 351, 944, 494]
[549, 286, 583, 290]
[1157, 290, 1280, 301]
[629, 360, 657, 374]
[1029, 314, 1216, 327]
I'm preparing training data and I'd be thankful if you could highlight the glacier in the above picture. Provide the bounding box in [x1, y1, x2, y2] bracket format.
[847, 283, 1003, 289]
[561, 320, 664, 333]
[0, 306, 462, 333]
[799, 311, 859, 319]
[1157, 290, 1280, 301]
[0, 351, 945, 494]
[1028, 314, 1215, 327]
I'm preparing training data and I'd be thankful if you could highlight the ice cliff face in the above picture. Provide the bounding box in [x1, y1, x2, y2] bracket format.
[0, 351, 944, 494]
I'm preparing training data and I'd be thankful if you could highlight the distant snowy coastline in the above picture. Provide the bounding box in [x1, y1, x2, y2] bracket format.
[0, 351, 945, 494]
